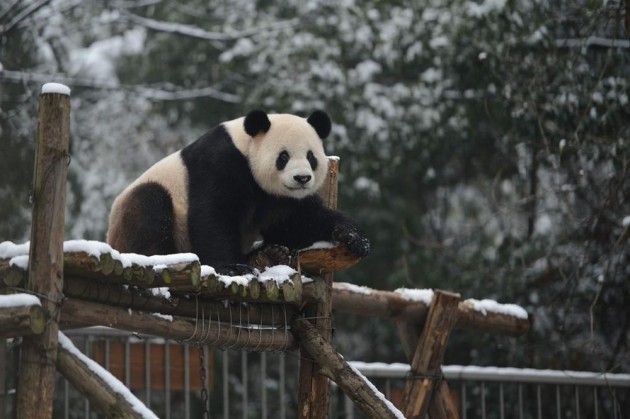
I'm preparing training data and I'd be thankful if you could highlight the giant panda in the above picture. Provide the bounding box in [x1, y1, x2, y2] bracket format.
[107, 110, 370, 275]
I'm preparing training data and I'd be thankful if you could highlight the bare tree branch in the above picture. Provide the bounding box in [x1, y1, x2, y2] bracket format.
[0, 0, 51, 35]
[0, 69, 241, 103]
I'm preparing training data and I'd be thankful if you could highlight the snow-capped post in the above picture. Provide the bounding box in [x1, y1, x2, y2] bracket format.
[297, 156, 338, 418]
[17, 82, 71, 418]
[401, 290, 461, 419]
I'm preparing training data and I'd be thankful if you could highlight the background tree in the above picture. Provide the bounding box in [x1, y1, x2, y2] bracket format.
[1, 0, 628, 373]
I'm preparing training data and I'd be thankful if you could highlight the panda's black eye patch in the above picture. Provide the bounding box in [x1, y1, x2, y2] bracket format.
[276, 150, 290, 170]
[307, 150, 318, 170]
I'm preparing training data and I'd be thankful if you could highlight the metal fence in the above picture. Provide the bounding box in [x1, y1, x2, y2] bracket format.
[2, 329, 629, 418]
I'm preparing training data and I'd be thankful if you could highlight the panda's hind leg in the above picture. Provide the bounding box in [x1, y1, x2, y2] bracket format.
[107, 182, 177, 256]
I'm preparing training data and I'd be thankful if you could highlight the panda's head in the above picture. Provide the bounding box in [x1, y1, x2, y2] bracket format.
[242, 110, 331, 199]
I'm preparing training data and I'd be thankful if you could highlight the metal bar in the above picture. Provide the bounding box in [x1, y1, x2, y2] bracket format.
[145, 340, 151, 407]
[64, 379, 69, 419]
[184, 343, 190, 419]
[518, 383, 523, 419]
[279, 354, 286, 419]
[84, 337, 90, 418]
[575, 386, 580, 419]
[461, 383, 467, 419]
[537, 385, 542, 419]
[125, 339, 131, 387]
[593, 387, 598, 419]
[165, 340, 171, 419]
[204, 345, 210, 416]
[261, 352, 267, 419]
[499, 382, 504, 419]
[556, 384, 561, 419]
[223, 350, 229, 419]
[242, 351, 248, 419]
[481, 382, 486, 419]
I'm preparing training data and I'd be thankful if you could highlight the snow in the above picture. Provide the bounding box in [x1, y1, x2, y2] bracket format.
[347, 362, 406, 419]
[464, 298, 528, 319]
[1, 240, 199, 269]
[41, 82, 71, 95]
[394, 288, 434, 304]
[336, 282, 373, 295]
[201, 264, 300, 287]
[258, 265, 298, 283]
[623, 216, 630, 227]
[301, 241, 336, 251]
[349, 362, 630, 386]
[9, 255, 29, 269]
[58, 332, 159, 419]
[151, 313, 173, 322]
[0, 293, 41, 308]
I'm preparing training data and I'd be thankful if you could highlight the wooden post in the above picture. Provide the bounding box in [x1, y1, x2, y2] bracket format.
[17, 83, 70, 418]
[401, 290, 460, 419]
[292, 318, 402, 418]
[297, 157, 338, 418]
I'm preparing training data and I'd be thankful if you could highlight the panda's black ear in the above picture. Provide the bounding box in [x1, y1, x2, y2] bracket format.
[307, 110, 332, 139]
[244, 110, 271, 137]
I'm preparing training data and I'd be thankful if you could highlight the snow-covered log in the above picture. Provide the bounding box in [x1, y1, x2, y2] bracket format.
[291, 317, 404, 419]
[57, 333, 158, 419]
[0, 294, 45, 338]
[325, 282, 530, 336]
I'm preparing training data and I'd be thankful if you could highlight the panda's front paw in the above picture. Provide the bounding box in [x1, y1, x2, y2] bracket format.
[332, 223, 371, 258]
[216, 264, 258, 277]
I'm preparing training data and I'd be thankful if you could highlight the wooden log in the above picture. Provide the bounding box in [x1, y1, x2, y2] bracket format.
[298, 245, 361, 274]
[0, 260, 26, 287]
[428, 379, 460, 419]
[298, 157, 338, 419]
[401, 290, 460, 419]
[17, 84, 70, 419]
[292, 317, 401, 419]
[56, 333, 153, 418]
[326, 282, 530, 336]
[60, 298, 297, 351]
[0, 305, 46, 339]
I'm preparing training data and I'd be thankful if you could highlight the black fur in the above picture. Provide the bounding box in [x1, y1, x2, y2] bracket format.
[115, 182, 176, 255]
[178, 124, 369, 274]
[307, 110, 332, 139]
[244, 110, 271, 137]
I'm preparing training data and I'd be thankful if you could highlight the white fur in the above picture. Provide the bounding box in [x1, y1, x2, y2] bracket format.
[108, 151, 191, 251]
[224, 114, 328, 199]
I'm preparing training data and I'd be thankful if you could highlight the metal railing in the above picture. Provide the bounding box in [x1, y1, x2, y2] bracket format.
[2, 329, 629, 418]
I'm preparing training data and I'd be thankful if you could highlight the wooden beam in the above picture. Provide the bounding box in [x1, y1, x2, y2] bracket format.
[0, 305, 45, 339]
[297, 157, 338, 418]
[60, 298, 298, 352]
[326, 283, 530, 337]
[292, 317, 402, 419]
[17, 84, 70, 419]
[401, 290, 460, 419]
[56, 334, 151, 418]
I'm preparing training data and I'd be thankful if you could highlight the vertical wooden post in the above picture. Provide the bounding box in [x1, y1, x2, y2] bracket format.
[297, 157, 338, 418]
[17, 83, 71, 418]
[401, 290, 461, 419]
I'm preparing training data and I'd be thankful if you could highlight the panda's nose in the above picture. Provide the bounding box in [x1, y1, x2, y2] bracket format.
[294, 175, 311, 185]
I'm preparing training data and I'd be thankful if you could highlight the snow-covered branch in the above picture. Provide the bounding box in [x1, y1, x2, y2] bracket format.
[554, 36, 630, 49]
[0, 69, 241, 103]
[120, 10, 299, 42]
